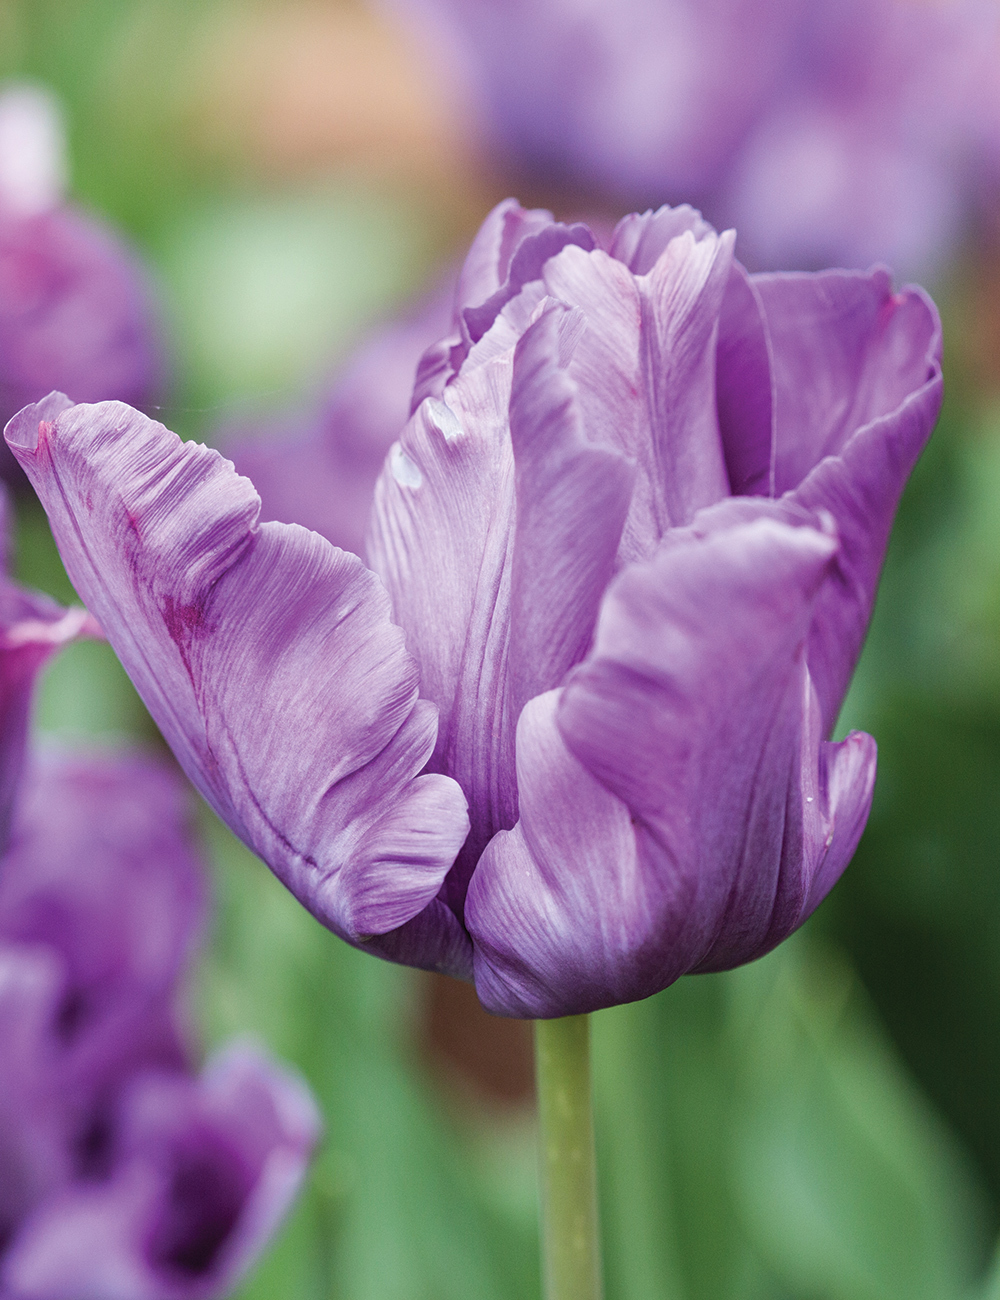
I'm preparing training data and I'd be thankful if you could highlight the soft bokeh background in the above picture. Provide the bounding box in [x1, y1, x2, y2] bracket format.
[5, 1, 1000, 1296]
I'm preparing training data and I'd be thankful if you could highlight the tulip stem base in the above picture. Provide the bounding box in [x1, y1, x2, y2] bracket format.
[534, 1013, 603, 1300]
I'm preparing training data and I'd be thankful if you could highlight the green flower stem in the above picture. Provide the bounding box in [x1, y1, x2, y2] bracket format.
[534, 1014, 604, 1300]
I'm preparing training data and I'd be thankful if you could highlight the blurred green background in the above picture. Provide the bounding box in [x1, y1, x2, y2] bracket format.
[6, 1, 1000, 1296]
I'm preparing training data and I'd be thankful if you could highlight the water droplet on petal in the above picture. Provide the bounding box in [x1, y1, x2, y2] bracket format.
[390, 443, 423, 489]
[425, 397, 463, 442]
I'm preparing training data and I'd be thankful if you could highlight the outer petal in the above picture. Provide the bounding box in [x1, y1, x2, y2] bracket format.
[5, 397, 470, 971]
[756, 269, 940, 497]
[758, 274, 943, 730]
[468, 514, 876, 1017]
[3, 1044, 319, 1300]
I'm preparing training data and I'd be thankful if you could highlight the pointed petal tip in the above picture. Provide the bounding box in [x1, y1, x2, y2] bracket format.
[4, 392, 74, 454]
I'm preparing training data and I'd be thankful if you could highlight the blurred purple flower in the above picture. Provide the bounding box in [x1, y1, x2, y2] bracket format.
[387, 0, 1000, 277]
[7, 200, 941, 1017]
[0, 551, 319, 1295]
[0, 83, 164, 485]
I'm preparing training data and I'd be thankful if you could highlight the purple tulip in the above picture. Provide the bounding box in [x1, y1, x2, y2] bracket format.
[0, 551, 319, 1292]
[6, 201, 941, 1017]
[386, 0, 1000, 277]
[0, 84, 164, 485]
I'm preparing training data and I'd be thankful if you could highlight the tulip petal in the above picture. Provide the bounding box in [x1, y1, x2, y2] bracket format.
[508, 301, 634, 716]
[454, 198, 555, 314]
[608, 203, 714, 275]
[715, 261, 775, 496]
[467, 691, 643, 1018]
[6, 398, 470, 968]
[539, 231, 733, 554]
[767, 276, 943, 730]
[369, 354, 519, 899]
[756, 268, 940, 496]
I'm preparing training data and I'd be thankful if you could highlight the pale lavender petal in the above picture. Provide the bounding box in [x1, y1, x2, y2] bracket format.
[413, 200, 593, 401]
[6, 398, 470, 971]
[756, 269, 940, 495]
[461, 219, 595, 347]
[715, 262, 775, 497]
[453, 197, 557, 315]
[507, 301, 634, 717]
[368, 358, 517, 904]
[759, 273, 943, 729]
[3, 1045, 319, 1300]
[607, 204, 714, 274]
[539, 229, 733, 553]
[469, 513, 876, 1016]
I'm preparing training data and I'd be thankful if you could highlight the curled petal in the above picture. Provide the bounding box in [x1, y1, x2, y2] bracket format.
[453, 198, 558, 320]
[607, 204, 715, 275]
[469, 514, 876, 1016]
[462, 218, 595, 346]
[6, 397, 470, 968]
[757, 269, 940, 497]
[539, 230, 733, 553]
[761, 274, 943, 730]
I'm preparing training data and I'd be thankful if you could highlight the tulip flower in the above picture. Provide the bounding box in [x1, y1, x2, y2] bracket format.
[6, 200, 941, 1020]
[0, 544, 318, 1297]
